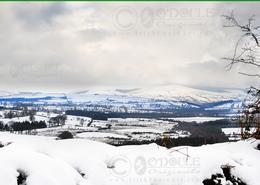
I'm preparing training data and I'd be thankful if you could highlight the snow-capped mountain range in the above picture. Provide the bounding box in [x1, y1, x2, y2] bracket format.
[0, 85, 246, 113]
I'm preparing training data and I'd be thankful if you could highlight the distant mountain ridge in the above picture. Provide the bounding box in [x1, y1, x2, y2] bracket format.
[0, 85, 246, 113]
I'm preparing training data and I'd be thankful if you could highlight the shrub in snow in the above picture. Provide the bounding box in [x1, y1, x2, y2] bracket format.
[17, 170, 27, 185]
[203, 166, 247, 185]
[75, 168, 86, 178]
[106, 161, 115, 169]
[202, 173, 223, 185]
[57, 131, 74, 140]
[0, 141, 12, 148]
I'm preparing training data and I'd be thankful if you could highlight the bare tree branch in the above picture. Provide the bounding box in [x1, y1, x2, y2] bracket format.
[238, 72, 260, 78]
[223, 13, 260, 138]
[222, 12, 260, 72]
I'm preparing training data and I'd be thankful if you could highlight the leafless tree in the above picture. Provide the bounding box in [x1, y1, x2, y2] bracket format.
[222, 12, 260, 75]
[223, 12, 260, 138]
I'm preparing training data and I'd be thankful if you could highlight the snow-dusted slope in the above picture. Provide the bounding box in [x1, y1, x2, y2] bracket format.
[67, 85, 244, 103]
[0, 85, 244, 103]
[0, 92, 68, 104]
[0, 132, 259, 185]
[65, 86, 245, 112]
[116, 85, 243, 103]
[0, 85, 245, 112]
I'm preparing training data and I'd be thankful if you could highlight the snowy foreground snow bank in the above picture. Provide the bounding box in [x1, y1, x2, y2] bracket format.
[0, 132, 259, 185]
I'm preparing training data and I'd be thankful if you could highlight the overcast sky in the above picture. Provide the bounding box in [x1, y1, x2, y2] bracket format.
[0, 2, 259, 92]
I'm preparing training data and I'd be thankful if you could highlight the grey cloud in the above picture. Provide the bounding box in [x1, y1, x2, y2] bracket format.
[13, 3, 67, 27]
[179, 60, 259, 89]
[0, 2, 259, 92]
[78, 28, 111, 42]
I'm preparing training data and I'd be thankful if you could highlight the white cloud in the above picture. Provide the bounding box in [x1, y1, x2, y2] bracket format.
[0, 2, 259, 92]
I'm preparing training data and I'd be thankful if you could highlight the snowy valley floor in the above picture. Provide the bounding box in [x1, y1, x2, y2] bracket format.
[0, 132, 259, 185]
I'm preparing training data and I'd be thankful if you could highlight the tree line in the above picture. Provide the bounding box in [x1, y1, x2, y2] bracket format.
[0, 121, 47, 133]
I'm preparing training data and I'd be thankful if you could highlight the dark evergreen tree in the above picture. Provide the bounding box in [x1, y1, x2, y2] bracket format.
[57, 131, 73, 140]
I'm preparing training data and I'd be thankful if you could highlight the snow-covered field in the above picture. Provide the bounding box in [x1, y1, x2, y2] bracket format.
[168, 117, 226, 123]
[0, 111, 59, 125]
[222, 127, 257, 141]
[34, 117, 184, 141]
[0, 111, 190, 143]
[77, 132, 129, 139]
[222, 128, 242, 136]
[0, 132, 259, 185]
